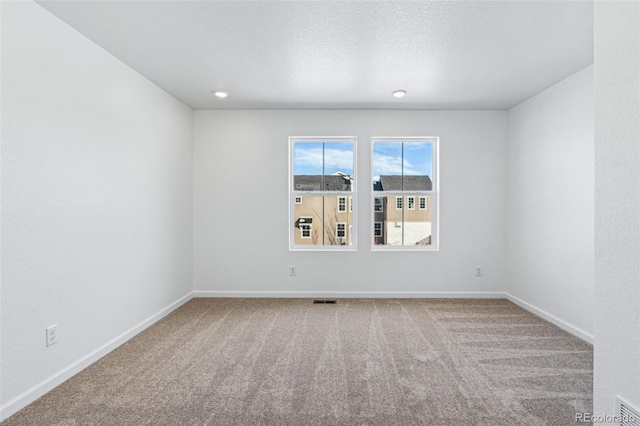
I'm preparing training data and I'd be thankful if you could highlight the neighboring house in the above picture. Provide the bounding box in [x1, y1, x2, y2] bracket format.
[373, 175, 432, 246]
[293, 173, 353, 245]
[292, 173, 431, 246]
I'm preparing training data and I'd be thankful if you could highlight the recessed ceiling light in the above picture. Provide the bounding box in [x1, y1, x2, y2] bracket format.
[392, 90, 407, 98]
[213, 91, 228, 98]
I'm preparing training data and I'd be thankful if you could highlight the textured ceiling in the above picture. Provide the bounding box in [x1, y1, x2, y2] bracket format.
[36, 1, 593, 110]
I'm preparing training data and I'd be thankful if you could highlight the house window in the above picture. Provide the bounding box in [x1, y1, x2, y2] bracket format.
[300, 223, 312, 238]
[290, 137, 356, 250]
[408, 196, 415, 210]
[396, 196, 403, 210]
[372, 138, 438, 250]
[338, 196, 347, 212]
[374, 197, 383, 212]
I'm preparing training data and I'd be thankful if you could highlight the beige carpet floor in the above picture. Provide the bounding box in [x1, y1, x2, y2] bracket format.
[2, 298, 592, 425]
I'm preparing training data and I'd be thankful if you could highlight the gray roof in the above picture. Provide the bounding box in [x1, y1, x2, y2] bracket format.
[374, 175, 432, 191]
[294, 175, 352, 191]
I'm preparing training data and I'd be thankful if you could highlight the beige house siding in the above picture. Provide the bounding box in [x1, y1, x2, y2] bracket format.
[294, 195, 353, 245]
[373, 195, 433, 246]
[385, 195, 432, 222]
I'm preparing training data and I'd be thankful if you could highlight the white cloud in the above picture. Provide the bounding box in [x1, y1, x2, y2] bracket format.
[404, 142, 430, 152]
[373, 154, 421, 180]
[295, 148, 353, 172]
[373, 154, 402, 176]
[295, 147, 323, 166]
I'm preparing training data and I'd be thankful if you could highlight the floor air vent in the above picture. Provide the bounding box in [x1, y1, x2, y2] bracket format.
[313, 299, 337, 304]
[617, 396, 640, 426]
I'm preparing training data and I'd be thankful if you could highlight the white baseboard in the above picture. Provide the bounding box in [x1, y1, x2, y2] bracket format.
[0, 292, 194, 422]
[193, 290, 506, 299]
[505, 293, 593, 344]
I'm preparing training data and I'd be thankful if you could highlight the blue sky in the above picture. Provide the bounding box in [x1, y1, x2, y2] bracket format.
[293, 142, 354, 176]
[373, 141, 433, 181]
[293, 141, 433, 181]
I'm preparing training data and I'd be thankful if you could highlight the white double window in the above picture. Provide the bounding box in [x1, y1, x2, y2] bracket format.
[374, 197, 384, 213]
[372, 138, 438, 250]
[289, 136, 438, 251]
[374, 222, 383, 237]
[419, 196, 427, 210]
[338, 196, 347, 212]
[289, 137, 356, 250]
[299, 218, 312, 239]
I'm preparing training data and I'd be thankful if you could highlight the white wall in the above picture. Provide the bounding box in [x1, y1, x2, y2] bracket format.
[506, 65, 594, 342]
[593, 1, 640, 417]
[194, 110, 508, 296]
[1, 1, 193, 418]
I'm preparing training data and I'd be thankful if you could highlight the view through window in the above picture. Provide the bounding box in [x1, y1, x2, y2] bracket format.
[290, 138, 355, 249]
[372, 138, 438, 249]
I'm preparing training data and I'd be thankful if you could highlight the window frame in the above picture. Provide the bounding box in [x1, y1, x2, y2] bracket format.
[336, 222, 347, 240]
[374, 221, 383, 237]
[300, 217, 312, 239]
[289, 136, 357, 251]
[374, 197, 384, 213]
[407, 196, 415, 210]
[371, 137, 439, 251]
[338, 196, 347, 212]
[419, 196, 426, 210]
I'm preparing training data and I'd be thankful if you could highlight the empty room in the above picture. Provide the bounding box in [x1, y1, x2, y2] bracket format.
[1, 1, 639, 425]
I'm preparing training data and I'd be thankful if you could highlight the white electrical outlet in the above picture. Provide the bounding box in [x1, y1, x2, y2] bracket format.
[476, 266, 483, 277]
[289, 266, 296, 276]
[46, 324, 58, 347]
